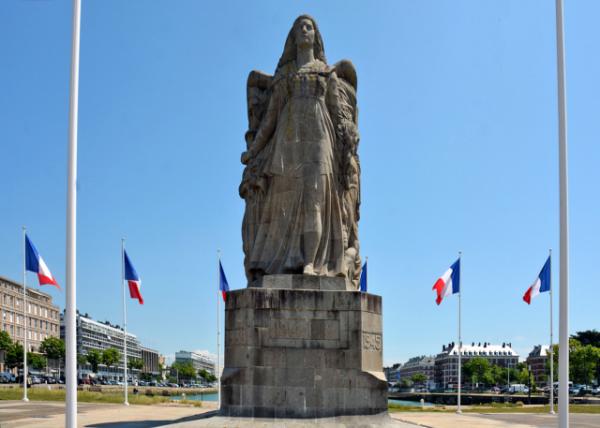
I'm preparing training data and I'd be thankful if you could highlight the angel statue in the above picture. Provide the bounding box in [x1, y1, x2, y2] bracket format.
[240, 15, 362, 288]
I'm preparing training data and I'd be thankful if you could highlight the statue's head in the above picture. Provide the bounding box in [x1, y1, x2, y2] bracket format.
[276, 15, 326, 72]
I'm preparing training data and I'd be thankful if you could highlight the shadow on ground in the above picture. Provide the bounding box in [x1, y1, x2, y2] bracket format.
[86, 410, 219, 428]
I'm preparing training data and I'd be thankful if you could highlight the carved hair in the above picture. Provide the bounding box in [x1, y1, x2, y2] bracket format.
[276, 15, 326, 74]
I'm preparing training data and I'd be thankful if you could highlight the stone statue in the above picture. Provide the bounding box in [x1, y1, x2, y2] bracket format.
[240, 15, 362, 287]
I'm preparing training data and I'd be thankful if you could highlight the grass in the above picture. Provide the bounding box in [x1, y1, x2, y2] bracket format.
[0, 387, 202, 407]
[388, 401, 600, 414]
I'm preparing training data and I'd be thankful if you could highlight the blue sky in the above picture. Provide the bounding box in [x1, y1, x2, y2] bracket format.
[1, 0, 598, 366]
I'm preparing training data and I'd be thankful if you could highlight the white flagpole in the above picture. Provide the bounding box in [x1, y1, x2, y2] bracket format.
[217, 249, 221, 410]
[22, 227, 29, 402]
[65, 0, 81, 426]
[549, 249, 555, 414]
[456, 252, 462, 414]
[122, 239, 129, 406]
[555, 0, 569, 426]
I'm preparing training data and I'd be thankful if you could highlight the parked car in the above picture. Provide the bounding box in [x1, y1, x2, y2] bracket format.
[508, 384, 529, 394]
[0, 372, 16, 383]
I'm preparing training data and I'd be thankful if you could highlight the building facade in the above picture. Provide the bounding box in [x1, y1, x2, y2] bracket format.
[141, 346, 160, 377]
[526, 345, 550, 386]
[384, 363, 402, 384]
[399, 355, 435, 390]
[434, 342, 519, 390]
[60, 312, 142, 381]
[175, 350, 215, 374]
[0, 276, 60, 371]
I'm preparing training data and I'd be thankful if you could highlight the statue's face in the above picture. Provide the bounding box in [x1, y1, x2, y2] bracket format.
[294, 18, 315, 49]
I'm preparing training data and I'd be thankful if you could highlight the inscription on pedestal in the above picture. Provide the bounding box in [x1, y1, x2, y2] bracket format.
[362, 333, 382, 351]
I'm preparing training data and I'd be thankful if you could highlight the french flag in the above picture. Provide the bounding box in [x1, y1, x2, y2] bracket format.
[432, 258, 460, 305]
[25, 235, 60, 289]
[219, 260, 229, 302]
[124, 250, 144, 305]
[523, 256, 551, 304]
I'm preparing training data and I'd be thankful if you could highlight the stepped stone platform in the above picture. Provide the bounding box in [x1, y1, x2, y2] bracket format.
[220, 275, 387, 418]
[167, 411, 410, 427]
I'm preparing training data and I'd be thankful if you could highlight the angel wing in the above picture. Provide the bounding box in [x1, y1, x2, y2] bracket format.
[334, 60, 358, 125]
[245, 70, 273, 148]
[334, 60, 362, 287]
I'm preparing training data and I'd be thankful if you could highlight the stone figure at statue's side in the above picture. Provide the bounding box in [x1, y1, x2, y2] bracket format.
[240, 15, 362, 287]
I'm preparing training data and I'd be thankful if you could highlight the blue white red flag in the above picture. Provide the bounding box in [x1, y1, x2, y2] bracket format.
[523, 256, 551, 305]
[359, 261, 367, 292]
[219, 261, 229, 302]
[124, 250, 143, 305]
[25, 234, 60, 289]
[432, 258, 460, 305]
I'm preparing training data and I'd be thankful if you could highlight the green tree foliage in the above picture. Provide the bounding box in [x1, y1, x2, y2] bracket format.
[86, 350, 102, 374]
[550, 339, 600, 385]
[101, 348, 121, 369]
[128, 357, 144, 371]
[171, 361, 196, 381]
[39, 337, 65, 360]
[198, 368, 217, 382]
[572, 330, 600, 348]
[0, 331, 13, 351]
[28, 353, 47, 370]
[5, 342, 23, 369]
[571, 342, 600, 385]
[410, 373, 427, 385]
[463, 357, 492, 389]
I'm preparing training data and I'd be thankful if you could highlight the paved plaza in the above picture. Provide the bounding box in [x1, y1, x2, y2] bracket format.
[393, 412, 600, 428]
[1, 401, 599, 427]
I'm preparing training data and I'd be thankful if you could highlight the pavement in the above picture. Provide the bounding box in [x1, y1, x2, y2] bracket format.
[1, 401, 599, 427]
[392, 412, 600, 428]
[0, 400, 216, 427]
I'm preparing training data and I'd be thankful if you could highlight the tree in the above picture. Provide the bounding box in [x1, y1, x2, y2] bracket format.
[0, 332, 13, 368]
[129, 357, 144, 371]
[571, 344, 600, 385]
[572, 330, 600, 348]
[171, 361, 196, 381]
[101, 348, 121, 371]
[0, 331, 12, 351]
[28, 353, 47, 371]
[198, 368, 217, 382]
[39, 337, 65, 360]
[551, 339, 600, 385]
[400, 378, 412, 389]
[410, 373, 427, 386]
[86, 350, 102, 374]
[490, 365, 505, 386]
[5, 342, 23, 370]
[463, 357, 491, 389]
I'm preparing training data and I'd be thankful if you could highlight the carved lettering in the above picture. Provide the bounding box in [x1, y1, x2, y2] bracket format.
[362, 333, 382, 351]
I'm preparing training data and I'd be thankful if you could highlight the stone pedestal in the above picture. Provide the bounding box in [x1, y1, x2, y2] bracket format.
[221, 275, 387, 418]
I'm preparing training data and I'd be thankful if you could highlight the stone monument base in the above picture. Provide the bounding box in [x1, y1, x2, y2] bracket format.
[166, 412, 410, 427]
[221, 275, 387, 418]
